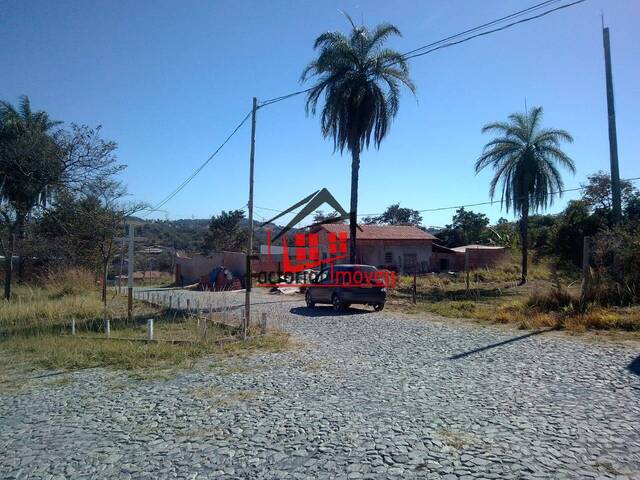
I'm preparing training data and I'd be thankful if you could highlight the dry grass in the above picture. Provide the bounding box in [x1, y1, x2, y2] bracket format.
[390, 252, 640, 333]
[0, 278, 291, 376]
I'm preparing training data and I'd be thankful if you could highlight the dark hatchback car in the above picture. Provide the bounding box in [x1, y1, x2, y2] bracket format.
[305, 264, 386, 312]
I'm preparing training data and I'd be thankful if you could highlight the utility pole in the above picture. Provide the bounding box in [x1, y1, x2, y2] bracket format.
[602, 24, 622, 224]
[115, 223, 145, 323]
[244, 97, 258, 339]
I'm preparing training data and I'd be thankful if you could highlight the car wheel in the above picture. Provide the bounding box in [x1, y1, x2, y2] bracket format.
[332, 294, 345, 312]
[373, 302, 384, 312]
[305, 291, 315, 308]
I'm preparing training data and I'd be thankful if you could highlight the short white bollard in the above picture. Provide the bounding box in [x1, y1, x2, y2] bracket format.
[147, 319, 154, 340]
[104, 319, 111, 338]
[71, 319, 76, 336]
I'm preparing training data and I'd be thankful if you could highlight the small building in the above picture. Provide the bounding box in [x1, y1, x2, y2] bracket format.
[312, 224, 437, 274]
[255, 224, 507, 275]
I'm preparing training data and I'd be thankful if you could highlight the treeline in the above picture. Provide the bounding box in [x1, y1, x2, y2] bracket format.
[0, 96, 142, 301]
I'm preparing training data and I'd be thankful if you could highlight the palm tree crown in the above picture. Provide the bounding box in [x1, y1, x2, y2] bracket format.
[301, 15, 415, 153]
[475, 106, 575, 214]
[302, 15, 415, 263]
[0, 95, 62, 210]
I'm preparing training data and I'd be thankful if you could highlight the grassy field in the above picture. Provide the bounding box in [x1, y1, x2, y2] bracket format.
[389, 253, 640, 333]
[0, 274, 290, 381]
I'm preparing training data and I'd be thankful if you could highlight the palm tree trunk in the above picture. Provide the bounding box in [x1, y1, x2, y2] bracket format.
[519, 202, 529, 285]
[349, 145, 360, 263]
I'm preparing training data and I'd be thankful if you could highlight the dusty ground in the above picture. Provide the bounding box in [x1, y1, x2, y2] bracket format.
[1, 289, 639, 479]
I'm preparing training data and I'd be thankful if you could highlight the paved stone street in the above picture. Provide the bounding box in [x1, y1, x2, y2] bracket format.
[2, 292, 640, 479]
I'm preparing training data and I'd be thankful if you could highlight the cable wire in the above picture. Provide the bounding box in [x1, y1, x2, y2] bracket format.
[143, 110, 252, 216]
[256, 176, 640, 219]
[257, 0, 587, 108]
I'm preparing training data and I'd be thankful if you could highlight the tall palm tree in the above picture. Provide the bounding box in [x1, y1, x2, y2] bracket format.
[475, 106, 575, 284]
[0, 95, 62, 299]
[301, 15, 415, 262]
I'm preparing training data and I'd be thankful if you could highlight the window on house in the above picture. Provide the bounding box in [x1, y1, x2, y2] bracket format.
[384, 252, 393, 264]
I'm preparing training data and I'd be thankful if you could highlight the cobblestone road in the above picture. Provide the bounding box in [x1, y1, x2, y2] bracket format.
[2, 290, 640, 479]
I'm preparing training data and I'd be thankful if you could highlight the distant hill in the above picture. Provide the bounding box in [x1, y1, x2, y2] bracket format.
[126, 217, 288, 254]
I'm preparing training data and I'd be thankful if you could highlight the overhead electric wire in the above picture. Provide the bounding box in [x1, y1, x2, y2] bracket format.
[143, 110, 252, 216]
[257, 0, 587, 108]
[255, 176, 640, 220]
[146, 0, 588, 214]
[399, 0, 587, 63]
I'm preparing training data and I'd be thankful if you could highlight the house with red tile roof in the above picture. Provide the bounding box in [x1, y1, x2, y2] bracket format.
[311, 224, 437, 274]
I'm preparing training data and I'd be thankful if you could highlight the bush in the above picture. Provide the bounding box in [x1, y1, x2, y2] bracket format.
[589, 227, 640, 305]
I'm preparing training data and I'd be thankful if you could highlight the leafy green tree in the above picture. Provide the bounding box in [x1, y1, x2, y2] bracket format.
[582, 171, 638, 213]
[550, 200, 602, 267]
[436, 208, 489, 247]
[302, 15, 415, 262]
[475, 106, 575, 284]
[313, 210, 341, 224]
[363, 203, 422, 226]
[202, 209, 248, 254]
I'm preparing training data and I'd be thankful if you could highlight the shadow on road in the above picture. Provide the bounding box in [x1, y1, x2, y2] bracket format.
[448, 328, 555, 360]
[628, 355, 640, 376]
[289, 306, 372, 317]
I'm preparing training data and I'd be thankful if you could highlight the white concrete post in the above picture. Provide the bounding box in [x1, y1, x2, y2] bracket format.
[71, 319, 76, 336]
[104, 319, 111, 338]
[147, 319, 154, 340]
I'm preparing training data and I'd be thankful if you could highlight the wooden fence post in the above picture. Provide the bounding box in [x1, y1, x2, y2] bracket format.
[412, 269, 417, 305]
[581, 236, 591, 302]
[169, 295, 172, 309]
[261, 312, 267, 334]
[187, 298, 190, 313]
[465, 249, 470, 292]
[147, 319, 154, 340]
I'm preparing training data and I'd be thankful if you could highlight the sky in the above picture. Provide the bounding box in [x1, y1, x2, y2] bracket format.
[1, 0, 639, 229]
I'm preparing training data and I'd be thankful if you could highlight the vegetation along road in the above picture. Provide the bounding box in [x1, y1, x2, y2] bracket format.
[1, 296, 639, 479]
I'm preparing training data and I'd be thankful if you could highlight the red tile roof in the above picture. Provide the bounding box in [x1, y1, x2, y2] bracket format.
[316, 224, 437, 241]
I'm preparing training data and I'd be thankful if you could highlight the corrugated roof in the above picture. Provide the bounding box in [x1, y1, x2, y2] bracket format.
[451, 244, 505, 252]
[316, 224, 437, 240]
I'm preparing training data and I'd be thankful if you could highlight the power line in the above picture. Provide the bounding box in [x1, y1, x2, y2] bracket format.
[257, 0, 587, 108]
[142, 110, 252, 216]
[400, 0, 561, 58]
[400, 0, 587, 63]
[144, 0, 588, 213]
[255, 176, 640, 220]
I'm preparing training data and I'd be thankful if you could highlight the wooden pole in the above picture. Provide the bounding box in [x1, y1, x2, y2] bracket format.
[412, 269, 417, 305]
[581, 236, 591, 302]
[603, 26, 622, 224]
[127, 224, 134, 323]
[244, 97, 258, 340]
[261, 312, 267, 334]
[465, 249, 470, 292]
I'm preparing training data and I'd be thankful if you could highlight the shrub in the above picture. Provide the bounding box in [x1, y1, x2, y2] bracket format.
[589, 227, 640, 305]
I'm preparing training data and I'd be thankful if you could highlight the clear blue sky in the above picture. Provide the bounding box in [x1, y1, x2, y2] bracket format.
[2, 0, 639, 228]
